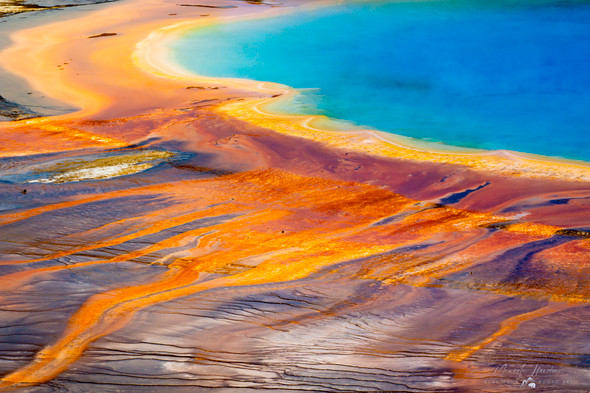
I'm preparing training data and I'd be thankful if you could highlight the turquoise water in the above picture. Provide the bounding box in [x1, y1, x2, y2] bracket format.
[171, 0, 590, 162]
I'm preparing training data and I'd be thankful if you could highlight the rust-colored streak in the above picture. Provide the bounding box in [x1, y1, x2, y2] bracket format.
[0, 121, 127, 158]
[0, 264, 204, 388]
[445, 303, 572, 362]
[1, 201, 247, 266]
[0, 169, 586, 389]
[0, 0, 588, 390]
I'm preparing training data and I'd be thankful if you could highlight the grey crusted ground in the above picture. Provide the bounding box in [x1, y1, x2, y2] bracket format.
[0, 0, 118, 18]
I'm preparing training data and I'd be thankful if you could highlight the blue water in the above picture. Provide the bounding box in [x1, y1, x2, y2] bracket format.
[171, 0, 590, 162]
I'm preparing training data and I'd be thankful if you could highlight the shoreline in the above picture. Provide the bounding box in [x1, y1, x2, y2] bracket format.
[0, 1, 588, 390]
[2, 0, 589, 182]
[138, 7, 590, 183]
[0, 0, 587, 296]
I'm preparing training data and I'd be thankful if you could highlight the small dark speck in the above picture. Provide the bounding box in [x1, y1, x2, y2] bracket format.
[88, 32, 118, 39]
[21, 189, 27, 194]
[550, 198, 569, 205]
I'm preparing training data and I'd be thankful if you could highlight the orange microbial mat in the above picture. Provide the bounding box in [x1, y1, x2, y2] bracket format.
[0, 0, 588, 391]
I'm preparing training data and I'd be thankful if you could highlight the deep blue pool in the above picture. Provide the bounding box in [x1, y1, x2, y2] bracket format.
[171, 0, 590, 162]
